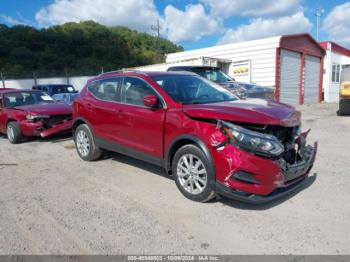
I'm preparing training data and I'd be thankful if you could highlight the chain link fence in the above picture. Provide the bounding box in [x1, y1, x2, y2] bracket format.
[0, 68, 108, 90]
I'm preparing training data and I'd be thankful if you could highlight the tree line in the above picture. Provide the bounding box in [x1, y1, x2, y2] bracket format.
[0, 21, 184, 78]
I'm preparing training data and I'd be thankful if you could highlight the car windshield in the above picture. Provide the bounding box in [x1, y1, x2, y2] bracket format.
[152, 75, 238, 104]
[191, 68, 233, 83]
[4, 91, 54, 108]
[51, 85, 76, 94]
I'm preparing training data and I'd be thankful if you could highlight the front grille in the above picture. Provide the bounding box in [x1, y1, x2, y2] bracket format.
[42, 114, 72, 128]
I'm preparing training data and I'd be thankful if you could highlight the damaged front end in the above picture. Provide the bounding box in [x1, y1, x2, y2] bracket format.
[213, 120, 317, 203]
[22, 114, 73, 138]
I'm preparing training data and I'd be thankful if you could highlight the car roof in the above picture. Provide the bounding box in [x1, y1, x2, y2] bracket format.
[93, 70, 197, 80]
[142, 71, 197, 76]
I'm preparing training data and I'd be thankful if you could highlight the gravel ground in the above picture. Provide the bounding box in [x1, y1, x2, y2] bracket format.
[0, 102, 349, 255]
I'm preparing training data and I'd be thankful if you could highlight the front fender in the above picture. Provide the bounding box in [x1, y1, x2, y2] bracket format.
[165, 134, 215, 176]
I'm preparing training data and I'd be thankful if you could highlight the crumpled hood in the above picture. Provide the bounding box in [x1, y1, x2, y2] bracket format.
[183, 99, 301, 127]
[14, 102, 72, 116]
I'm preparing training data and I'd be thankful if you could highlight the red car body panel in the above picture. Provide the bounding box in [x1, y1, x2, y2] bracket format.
[73, 72, 317, 203]
[40, 119, 73, 137]
[0, 89, 73, 138]
[182, 100, 301, 127]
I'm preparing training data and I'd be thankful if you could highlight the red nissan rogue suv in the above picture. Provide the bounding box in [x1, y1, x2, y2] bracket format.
[72, 71, 317, 203]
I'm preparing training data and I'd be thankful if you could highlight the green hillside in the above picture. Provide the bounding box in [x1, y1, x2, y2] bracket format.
[0, 21, 183, 78]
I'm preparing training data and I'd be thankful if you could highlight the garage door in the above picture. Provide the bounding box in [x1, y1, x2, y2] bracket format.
[304, 55, 320, 104]
[280, 49, 301, 105]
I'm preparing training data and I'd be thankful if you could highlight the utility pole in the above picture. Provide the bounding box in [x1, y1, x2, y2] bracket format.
[315, 7, 324, 41]
[151, 19, 162, 54]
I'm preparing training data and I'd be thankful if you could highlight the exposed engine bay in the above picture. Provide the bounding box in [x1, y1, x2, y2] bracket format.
[216, 120, 315, 165]
[216, 120, 317, 184]
[237, 122, 303, 165]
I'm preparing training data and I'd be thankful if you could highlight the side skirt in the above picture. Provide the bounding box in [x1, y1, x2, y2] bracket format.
[94, 136, 164, 168]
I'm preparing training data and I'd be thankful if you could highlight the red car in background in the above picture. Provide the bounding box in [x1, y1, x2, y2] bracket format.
[72, 71, 317, 204]
[0, 88, 72, 144]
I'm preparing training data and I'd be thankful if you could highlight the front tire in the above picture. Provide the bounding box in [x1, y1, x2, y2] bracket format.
[74, 124, 102, 161]
[7, 121, 23, 144]
[172, 144, 216, 202]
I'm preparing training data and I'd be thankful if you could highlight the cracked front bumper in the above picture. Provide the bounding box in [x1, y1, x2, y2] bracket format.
[40, 119, 73, 137]
[20, 119, 73, 138]
[214, 142, 317, 204]
[216, 175, 309, 204]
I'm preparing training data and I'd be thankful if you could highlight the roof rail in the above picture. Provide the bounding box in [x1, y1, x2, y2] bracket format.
[97, 69, 148, 77]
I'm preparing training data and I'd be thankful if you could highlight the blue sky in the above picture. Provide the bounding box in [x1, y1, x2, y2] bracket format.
[1, 0, 350, 50]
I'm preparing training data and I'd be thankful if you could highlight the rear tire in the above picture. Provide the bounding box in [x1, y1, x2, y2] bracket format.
[7, 121, 23, 144]
[172, 144, 216, 202]
[74, 124, 102, 161]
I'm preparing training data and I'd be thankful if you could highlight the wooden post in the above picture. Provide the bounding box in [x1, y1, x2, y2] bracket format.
[1, 72, 5, 88]
[65, 68, 70, 85]
[33, 72, 38, 86]
[318, 56, 324, 103]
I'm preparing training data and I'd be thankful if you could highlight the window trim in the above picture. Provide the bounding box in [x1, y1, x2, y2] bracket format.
[332, 63, 341, 83]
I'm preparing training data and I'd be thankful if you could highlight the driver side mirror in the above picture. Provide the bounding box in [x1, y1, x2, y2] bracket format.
[143, 95, 160, 109]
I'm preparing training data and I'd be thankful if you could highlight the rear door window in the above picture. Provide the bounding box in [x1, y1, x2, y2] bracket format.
[88, 78, 122, 102]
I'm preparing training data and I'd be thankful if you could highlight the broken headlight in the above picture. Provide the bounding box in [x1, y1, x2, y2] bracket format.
[218, 120, 284, 157]
[26, 114, 50, 120]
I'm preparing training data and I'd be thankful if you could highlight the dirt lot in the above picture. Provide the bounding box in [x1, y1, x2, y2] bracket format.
[0, 103, 349, 255]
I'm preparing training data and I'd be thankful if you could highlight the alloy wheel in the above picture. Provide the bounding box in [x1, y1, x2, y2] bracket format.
[7, 126, 15, 142]
[76, 129, 90, 157]
[177, 154, 207, 195]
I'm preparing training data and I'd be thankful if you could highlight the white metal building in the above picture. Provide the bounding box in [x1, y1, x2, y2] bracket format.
[134, 34, 325, 105]
[320, 41, 350, 102]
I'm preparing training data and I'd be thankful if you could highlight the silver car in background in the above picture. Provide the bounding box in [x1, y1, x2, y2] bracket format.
[167, 66, 275, 100]
[228, 82, 275, 100]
